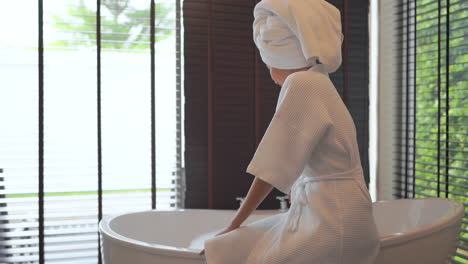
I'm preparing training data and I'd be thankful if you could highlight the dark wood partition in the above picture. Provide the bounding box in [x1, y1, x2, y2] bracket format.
[184, 0, 370, 209]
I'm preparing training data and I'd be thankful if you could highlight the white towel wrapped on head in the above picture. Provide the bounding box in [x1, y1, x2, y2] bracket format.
[253, 0, 343, 72]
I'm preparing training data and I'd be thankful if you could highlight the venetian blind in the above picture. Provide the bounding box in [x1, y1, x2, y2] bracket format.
[393, 0, 467, 263]
[0, 0, 183, 263]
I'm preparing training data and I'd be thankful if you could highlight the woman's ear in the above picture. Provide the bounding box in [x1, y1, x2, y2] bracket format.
[269, 67, 280, 85]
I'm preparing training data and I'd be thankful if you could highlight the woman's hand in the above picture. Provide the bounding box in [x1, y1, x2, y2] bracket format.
[198, 176, 273, 256]
[198, 224, 240, 255]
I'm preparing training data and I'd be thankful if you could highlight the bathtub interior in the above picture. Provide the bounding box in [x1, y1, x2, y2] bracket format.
[108, 209, 281, 250]
[372, 198, 461, 237]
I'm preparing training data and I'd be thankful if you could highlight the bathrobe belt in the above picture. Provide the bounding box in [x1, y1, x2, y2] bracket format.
[287, 166, 364, 232]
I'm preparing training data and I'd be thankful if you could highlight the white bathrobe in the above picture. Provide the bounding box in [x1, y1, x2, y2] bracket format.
[203, 64, 381, 263]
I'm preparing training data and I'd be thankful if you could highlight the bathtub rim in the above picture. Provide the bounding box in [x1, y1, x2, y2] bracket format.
[98, 208, 280, 260]
[376, 197, 464, 248]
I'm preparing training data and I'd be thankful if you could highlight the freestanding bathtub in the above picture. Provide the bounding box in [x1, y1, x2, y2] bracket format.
[99, 198, 464, 264]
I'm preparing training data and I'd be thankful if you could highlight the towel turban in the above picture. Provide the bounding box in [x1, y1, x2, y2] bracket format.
[253, 0, 344, 72]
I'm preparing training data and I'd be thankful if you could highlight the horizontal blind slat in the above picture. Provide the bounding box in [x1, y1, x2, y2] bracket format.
[393, 0, 467, 262]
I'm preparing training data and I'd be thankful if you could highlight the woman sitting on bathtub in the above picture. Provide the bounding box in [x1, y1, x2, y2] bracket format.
[200, 0, 380, 263]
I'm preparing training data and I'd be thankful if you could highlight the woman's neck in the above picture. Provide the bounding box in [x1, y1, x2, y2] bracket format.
[272, 66, 311, 86]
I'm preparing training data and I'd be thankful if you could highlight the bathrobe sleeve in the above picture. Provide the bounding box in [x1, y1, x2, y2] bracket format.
[246, 73, 333, 194]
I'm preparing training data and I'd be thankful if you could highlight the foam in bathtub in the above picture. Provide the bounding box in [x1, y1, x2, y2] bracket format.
[188, 230, 221, 250]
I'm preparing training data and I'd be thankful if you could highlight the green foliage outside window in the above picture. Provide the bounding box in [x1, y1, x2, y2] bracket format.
[50, 0, 174, 51]
[413, 0, 467, 262]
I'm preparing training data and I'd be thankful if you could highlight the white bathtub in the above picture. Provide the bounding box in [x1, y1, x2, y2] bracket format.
[99, 198, 464, 264]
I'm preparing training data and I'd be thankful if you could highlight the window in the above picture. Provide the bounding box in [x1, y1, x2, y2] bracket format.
[393, 0, 467, 263]
[0, 0, 183, 263]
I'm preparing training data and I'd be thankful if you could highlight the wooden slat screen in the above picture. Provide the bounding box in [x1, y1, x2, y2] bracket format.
[184, 0, 372, 209]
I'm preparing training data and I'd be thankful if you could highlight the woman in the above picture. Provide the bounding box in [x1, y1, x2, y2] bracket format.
[200, 0, 380, 263]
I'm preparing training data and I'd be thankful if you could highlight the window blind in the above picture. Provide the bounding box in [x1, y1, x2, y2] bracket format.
[0, 0, 183, 263]
[393, 0, 467, 263]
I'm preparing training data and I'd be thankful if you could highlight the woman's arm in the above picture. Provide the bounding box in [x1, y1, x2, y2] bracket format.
[199, 176, 273, 255]
[229, 175, 274, 228]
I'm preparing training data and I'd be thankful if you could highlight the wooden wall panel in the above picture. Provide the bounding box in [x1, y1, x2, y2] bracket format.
[184, 0, 371, 209]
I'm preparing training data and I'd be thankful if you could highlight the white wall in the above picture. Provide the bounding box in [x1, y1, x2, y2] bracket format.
[376, 0, 398, 201]
[369, 0, 378, 202]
